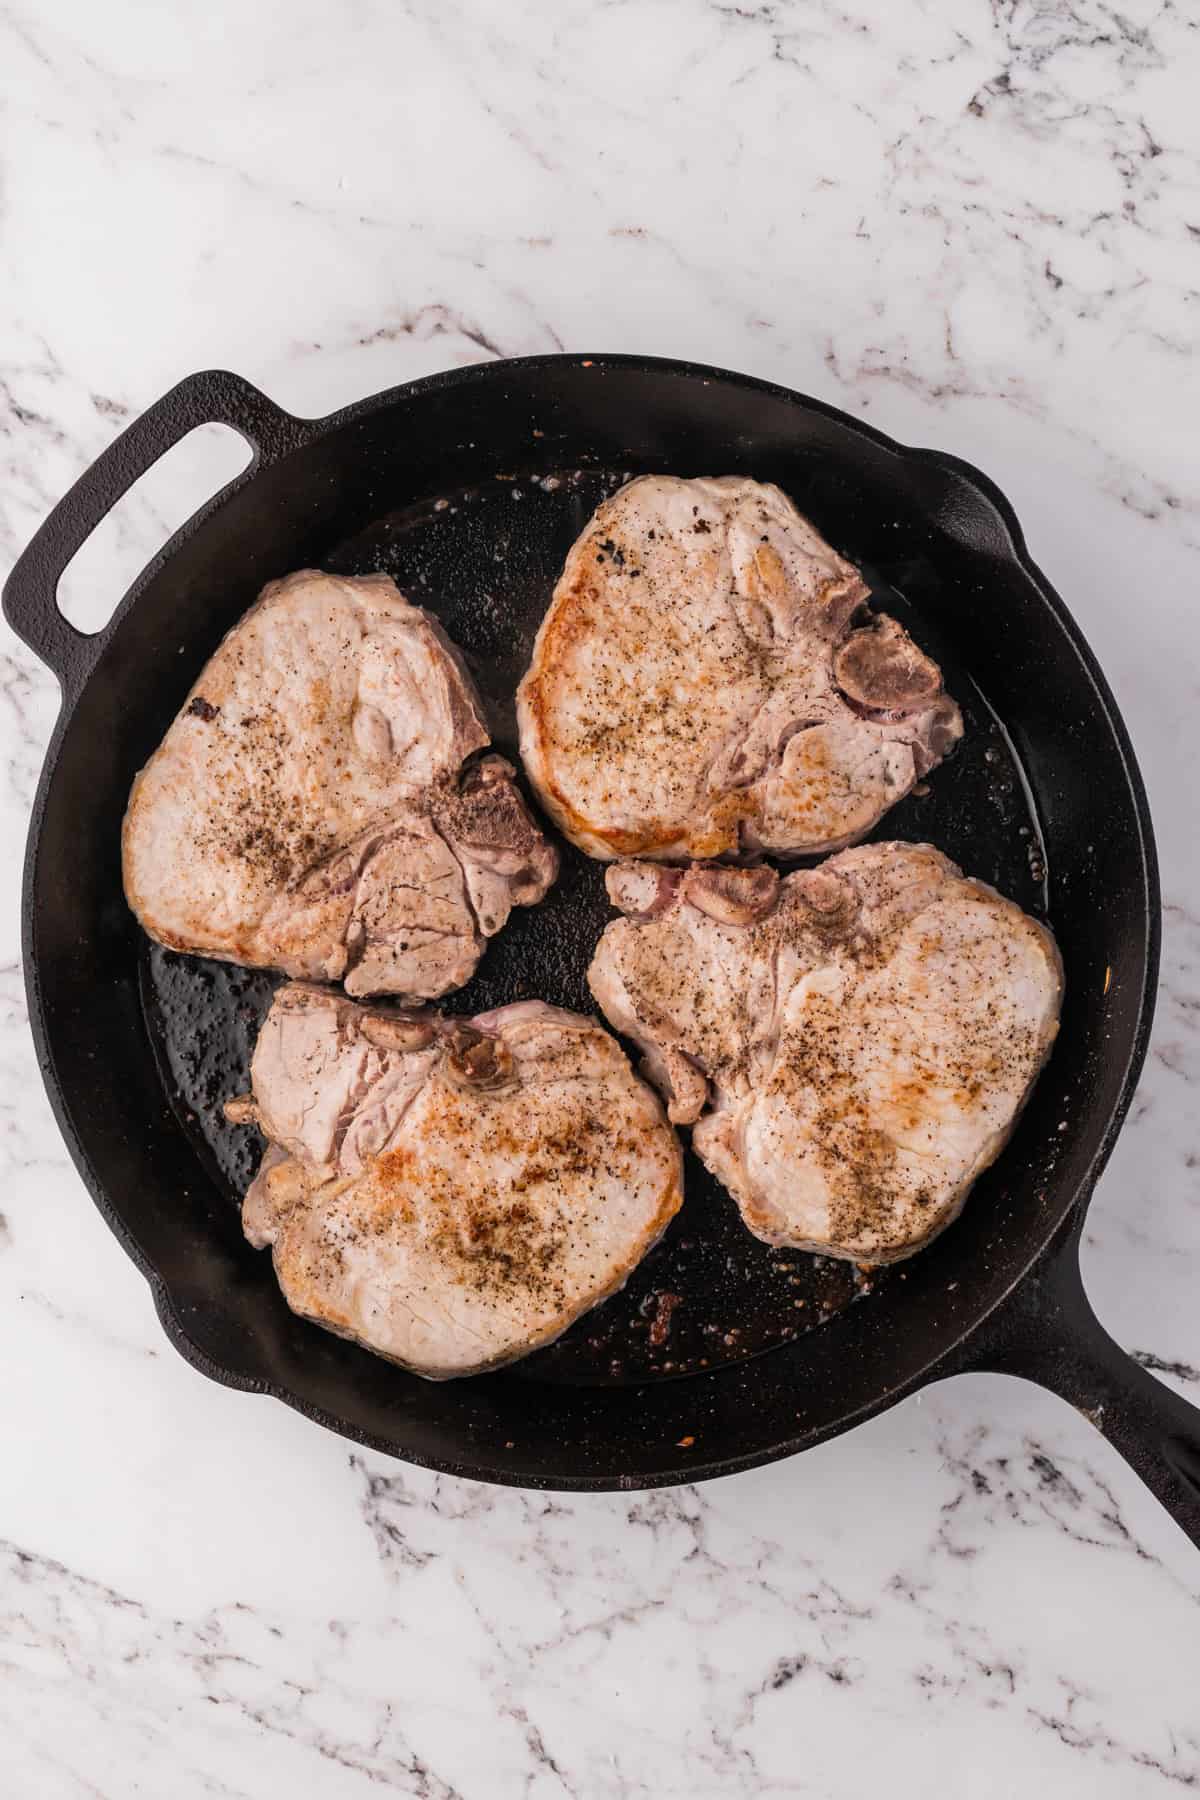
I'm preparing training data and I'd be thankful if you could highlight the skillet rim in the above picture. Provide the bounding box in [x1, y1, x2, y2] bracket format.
[15, 352, 1161, 1490]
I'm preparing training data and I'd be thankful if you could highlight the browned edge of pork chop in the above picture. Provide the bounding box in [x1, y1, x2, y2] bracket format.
[518, 477, 962, 863]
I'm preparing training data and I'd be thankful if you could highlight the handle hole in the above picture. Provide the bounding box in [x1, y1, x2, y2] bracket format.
[57, 424, 252, 634]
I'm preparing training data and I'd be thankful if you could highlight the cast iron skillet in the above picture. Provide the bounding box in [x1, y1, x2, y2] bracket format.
[5, 355, 1199, 1539]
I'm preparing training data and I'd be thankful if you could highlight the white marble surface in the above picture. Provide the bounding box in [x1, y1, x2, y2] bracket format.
[2, 1, 1199, 1794]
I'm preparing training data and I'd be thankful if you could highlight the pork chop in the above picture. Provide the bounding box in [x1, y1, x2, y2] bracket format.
[518, 476, 962, 861]
[231, 984, 683, 1378]
[588, 844, 1062, 1263]
[124, 570, 557, 998]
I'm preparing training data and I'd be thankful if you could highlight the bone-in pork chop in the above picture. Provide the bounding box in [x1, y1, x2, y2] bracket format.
[518, 477, 962, 861]
[124, 570, 557, 998]
[588, 845, 1062, 1263]
[231, 985, 683, 1378]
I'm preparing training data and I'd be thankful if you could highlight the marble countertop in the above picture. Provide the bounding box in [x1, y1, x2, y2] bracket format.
[2, 2, 1199, 1794]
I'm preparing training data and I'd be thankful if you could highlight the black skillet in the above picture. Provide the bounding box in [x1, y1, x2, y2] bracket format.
[6, 355, 1199, 1541]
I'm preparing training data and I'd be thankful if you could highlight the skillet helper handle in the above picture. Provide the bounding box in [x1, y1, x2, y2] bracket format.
[2, 369, 300, 692]
[964, 1220, 1200, 1550]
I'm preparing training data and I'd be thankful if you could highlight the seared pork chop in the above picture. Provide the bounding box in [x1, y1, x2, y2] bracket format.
[518, 477, 962, 861]
[124, 570, 557, 998]
[232, 985, 683, 1378]
[588, 844, 1062, 1263]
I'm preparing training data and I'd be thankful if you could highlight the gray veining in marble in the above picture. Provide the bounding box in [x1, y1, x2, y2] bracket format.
[1, 1, 1198, 1794]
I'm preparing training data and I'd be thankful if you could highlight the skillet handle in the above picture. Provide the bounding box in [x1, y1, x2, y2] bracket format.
[2, 369, 302, 693]
[957, 1218, 1200, 1550]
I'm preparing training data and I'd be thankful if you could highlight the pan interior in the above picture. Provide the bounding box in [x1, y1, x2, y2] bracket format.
[139, 464, 1049, 1390]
